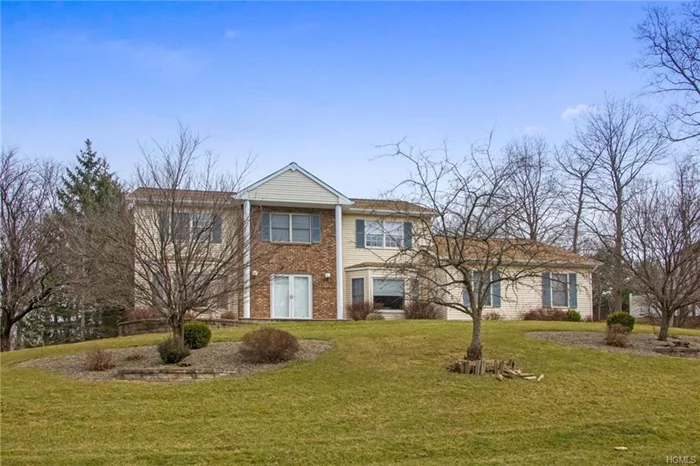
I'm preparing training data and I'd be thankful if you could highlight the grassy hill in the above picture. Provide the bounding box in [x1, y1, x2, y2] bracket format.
[1, 321, 698, 465]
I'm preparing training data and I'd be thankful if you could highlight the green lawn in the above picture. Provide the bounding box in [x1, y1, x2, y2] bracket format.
[1, 321, 699, 465]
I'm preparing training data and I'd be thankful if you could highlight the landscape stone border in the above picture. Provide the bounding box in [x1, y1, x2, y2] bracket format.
[117, 368, 240, 381]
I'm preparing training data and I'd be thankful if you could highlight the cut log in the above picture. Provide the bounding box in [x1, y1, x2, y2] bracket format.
[523, 376, 537, 380]
[537, 374, 544, 382]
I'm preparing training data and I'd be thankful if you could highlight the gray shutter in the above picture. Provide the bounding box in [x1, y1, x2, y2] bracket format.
[404, 222, 412, 248]
[492, 270, 501, 308]
[542, 272, 551, 308]
[212, 215, 222, 243]
[261, 212, 270, 242]
[463, 286, 470, 308]
[355, 219, 365, 248]
[158, 210, 170, 240]
[568, 273, 577, 308]
[311, 214, 321, 243]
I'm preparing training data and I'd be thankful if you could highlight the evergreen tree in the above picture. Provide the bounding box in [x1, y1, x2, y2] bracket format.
[26, 140, 129, 346]
[57, 139, 122, 213]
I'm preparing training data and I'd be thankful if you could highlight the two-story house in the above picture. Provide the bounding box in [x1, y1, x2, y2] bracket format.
[131, 162, 598, 321]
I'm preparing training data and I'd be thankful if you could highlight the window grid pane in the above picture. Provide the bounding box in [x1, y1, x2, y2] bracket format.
[385, 222, 404, 248]
[366, 221, 383, 247]
[291, 215, 311, 243]
[551, 273, 568, 307]
[271, 214, 290, 242]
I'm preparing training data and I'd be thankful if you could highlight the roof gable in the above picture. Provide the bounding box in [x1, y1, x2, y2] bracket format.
[238, 162, 352, 205]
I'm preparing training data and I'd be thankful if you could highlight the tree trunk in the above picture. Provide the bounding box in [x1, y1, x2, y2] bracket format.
[1, 319, 13, 352]
[170, 312, 185, 347]
[658, 310, 673, 341]
[612, 188, 624, 313]
[466, 315, 482, 360]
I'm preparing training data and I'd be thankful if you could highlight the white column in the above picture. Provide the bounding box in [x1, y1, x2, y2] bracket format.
[243, 199, 251, 319]
[335, 204, 344, 319]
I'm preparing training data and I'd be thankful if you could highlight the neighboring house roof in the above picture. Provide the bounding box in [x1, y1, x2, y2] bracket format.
[129, 187, 235, 203]
[433, 236, 601, 268]
[348, 198, 436, 215]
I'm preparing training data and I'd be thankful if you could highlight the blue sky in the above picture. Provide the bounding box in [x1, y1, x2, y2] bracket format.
[2, 2, 655, 197]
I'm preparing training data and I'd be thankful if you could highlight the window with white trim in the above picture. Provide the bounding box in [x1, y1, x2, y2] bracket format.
[551, 273, 568, 307]
[365, 221, 404, 248]
[270, 213, 313, 243]
[373, 278, 405, 309]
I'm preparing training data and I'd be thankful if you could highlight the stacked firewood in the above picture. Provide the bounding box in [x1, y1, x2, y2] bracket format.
[447, 358, 544, 382]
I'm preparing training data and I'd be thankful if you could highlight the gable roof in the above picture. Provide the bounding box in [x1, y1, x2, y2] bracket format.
[238, 162, 353, 205]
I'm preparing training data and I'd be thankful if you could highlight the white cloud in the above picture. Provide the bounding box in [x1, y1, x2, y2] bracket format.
[223, 29, 240, 40]
[561, 104, 592, 120]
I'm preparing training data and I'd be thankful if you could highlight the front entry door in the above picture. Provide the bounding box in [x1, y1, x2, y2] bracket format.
[271, 275, 312, 319]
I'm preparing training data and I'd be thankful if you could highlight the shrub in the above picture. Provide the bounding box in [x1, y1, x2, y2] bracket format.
[365, 312, 385, 321]
[239, 328, 300, 363]
[157, 337, 190, 364]
[606, 311, 635, 331]
[84, 349, 116, 371]
[123, 353, 145, 362]
[125, 308, 160, 321]
[605, 323, 631, 347]
[183, 322, 212, 349]
[346, 301, 377, 321]
[522, 308, 569, 321]
[220, 311, 237, 320]
[403, 301, 438, 319]
[567, 310, 582, 322]
[484, 312, 502, 321]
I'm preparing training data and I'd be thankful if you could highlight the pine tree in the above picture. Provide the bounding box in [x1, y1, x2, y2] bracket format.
[57, 139, 122, 213]
[30, 140, 129, 346]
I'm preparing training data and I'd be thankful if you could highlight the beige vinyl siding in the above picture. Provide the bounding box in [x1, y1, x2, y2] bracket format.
[246, 170, 340, 205]
[341, 213, 418, 268]
[436, 267, 594, 321]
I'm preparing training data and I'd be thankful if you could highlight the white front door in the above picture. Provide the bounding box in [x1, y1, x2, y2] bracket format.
[271, 275, 312, 319]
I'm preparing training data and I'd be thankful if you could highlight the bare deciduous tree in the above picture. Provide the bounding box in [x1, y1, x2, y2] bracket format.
[556, 142, 600, 254]
[502, 134, 566, 245]
[0, 148, 60, 351]
[91, 125, 255, 348]
[622, 155, 700, 340]
[637, 1, 700, 141]
[382, 138, 566, 360]
[570, 98, 667, 313]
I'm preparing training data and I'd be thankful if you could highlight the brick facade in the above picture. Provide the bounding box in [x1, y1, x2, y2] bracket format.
[244, 206, 338, 319]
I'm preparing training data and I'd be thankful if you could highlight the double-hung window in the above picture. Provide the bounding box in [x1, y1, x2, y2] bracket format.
[365, 221, 404, 248]
[551, 273, 569, 307]
[265, 213, 320, 244]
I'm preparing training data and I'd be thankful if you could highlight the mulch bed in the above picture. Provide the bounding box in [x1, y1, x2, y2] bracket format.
[526, 331, 700, 358]
[18, 340, 333, 382]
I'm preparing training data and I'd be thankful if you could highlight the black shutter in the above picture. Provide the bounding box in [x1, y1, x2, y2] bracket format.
[404, 222, 412, 248]
[311, 214, 321, 243]
[261, 212, 270, 242]
[355, 219, 365, 248]
[212, 215, 222, 243]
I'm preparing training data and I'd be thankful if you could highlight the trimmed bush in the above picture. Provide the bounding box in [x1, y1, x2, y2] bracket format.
[220, 311, 237, 320]
[347, 301, 377, 321]
[183, 322, 212, 349]
[240, 328, 299, 363]
[123, 353, 145, 362]
[567, 310, 582, 322]
[606, 311, 635, 331]
[84, 349, 115, 371]
[484, 312, 502, 321]
[605, 323, 631, 347]
[365, 312, 385, 321]
[522, 308, 569, 321]
[403, 301, 438, 319]
[157, 337, 190, 364]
